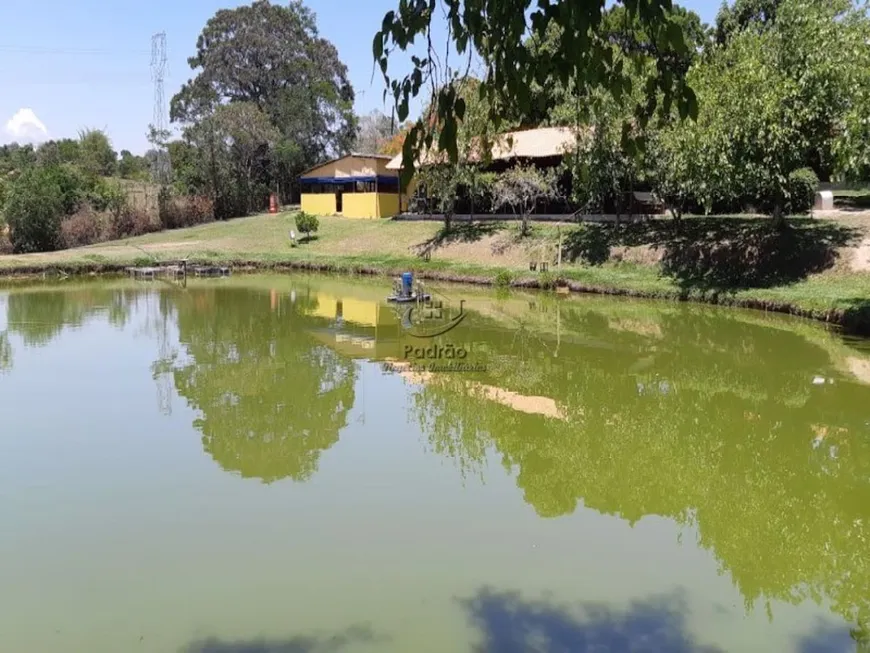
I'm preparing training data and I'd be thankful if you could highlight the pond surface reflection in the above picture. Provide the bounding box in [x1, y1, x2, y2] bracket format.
[1, 275, 869, 653]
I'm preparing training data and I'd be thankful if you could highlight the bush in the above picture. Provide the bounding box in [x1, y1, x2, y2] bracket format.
[45, 163, 88, 215]
[186, 195, 215, 225]
[113, 207, 161, 239]
[295, 211, 319, 240]
[87, 178, 127, 214]
[160, 194, 215, 230]
[788, 168, 820, 214]
[494, 269, 515, 287]
[4, 167, 65, 253]
[60, 207, 111, 249]
[538, 270, 563, 290]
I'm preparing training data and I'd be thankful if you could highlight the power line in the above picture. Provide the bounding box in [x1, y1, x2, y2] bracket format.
[0, 45, 150, 55]
[0, 77, 151, 86]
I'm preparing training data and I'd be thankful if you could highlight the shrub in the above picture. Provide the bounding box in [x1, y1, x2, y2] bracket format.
[4, 167, 65, 253]
[295, 211, 319, 240]
[87, 178, 127, 214]
[46, 163, 88, 215]
[60, 207, 110, 249]
[187, 195, 215, 225]
[788, 168, 820, 214]
[538, 270, 562, 290]
[113, 207, 161, 239]
[494, 269, 515, 287]
[160, 194, 215, 230]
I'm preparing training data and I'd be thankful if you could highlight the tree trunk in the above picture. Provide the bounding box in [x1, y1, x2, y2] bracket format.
[207, 129, 221, 219]
[772, 202, 786, 229]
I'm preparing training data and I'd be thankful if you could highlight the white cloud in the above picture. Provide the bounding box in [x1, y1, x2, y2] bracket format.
[4, 108, 49, 144]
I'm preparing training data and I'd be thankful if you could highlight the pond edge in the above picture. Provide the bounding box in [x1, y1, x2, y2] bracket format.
[1, 259, 867, 337]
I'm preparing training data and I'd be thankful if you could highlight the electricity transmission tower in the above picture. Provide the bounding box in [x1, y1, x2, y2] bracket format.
[147, 294, 177, 417]
[150, 32, 171, 184]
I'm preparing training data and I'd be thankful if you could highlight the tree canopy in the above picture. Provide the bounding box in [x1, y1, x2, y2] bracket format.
[651, 0, 870, 217]
[714, 0, 781, 45]
[408, 299, 870, 628]
[373, 0, 698, 181]
[170, 0, 356, 213]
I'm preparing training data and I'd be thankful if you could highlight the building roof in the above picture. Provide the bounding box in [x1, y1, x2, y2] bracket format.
[385, 126, 580, 170]
[299, 153, 394, 178]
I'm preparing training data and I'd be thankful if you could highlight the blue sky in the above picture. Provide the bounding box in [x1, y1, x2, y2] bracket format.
[1, 0, 721, 155]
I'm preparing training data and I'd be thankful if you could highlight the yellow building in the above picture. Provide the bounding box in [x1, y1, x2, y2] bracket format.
[305, 290, 404, 360]
[308, 293, 382, 328]
[299, 154, 401, 219]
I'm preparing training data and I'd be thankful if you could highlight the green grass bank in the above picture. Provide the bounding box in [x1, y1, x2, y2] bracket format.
[1, 211, 868, 335]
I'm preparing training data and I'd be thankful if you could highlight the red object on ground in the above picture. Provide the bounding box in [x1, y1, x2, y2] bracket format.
[269, 193, 278, 214]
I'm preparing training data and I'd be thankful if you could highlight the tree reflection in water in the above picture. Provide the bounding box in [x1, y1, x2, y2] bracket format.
[404, 300, 870, 629]
[3, 279, 870, 640]
[168, 285, 356, 483]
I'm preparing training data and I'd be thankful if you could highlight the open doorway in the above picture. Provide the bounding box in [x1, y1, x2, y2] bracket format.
[335, 191, 343, 213]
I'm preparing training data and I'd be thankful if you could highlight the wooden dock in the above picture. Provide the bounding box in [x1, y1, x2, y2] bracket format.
[127, 263, 231, 280]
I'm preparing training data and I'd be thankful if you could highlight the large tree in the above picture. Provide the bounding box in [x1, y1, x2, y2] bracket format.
[373, 0, 698, 182]
[509, 4, 704, 216]
[170, 0, 356, 205]
[211, 102, 280, 214]
[652, 0, 870, 219]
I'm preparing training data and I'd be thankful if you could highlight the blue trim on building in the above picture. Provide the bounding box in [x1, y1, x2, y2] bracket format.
[299, 175, 398, 185]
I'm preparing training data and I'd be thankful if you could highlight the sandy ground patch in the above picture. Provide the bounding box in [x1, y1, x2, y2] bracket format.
[429, 233, 547, 267]
[850, 238, 870, 272]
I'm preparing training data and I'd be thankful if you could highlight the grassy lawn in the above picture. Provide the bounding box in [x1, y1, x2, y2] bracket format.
[1, 211, 868, 333]
[0, 212, 442, 266]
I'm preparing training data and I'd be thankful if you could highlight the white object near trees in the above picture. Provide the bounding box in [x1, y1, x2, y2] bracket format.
[814, 190, 834, 211]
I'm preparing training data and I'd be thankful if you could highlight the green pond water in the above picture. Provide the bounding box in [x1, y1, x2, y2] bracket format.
[1, 274, 870, 653]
